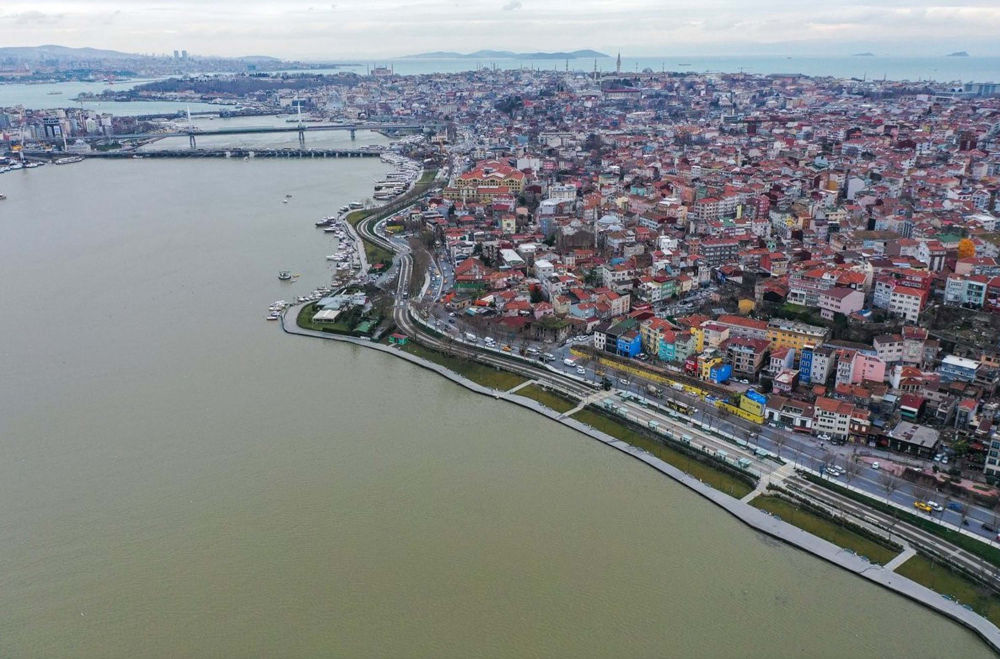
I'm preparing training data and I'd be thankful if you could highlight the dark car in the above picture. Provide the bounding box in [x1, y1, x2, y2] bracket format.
[982, 522, 996, 533]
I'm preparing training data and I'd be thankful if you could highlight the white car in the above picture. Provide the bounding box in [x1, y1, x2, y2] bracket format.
[871, 462, 880, 470]
[927, 501, 944, 512]
[818, 434, 831, 442]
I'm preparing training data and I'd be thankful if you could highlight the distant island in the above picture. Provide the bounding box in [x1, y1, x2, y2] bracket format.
[852, 52, 875, 57]
[404, 49, 609, 60]
[947, 51, 969, 57]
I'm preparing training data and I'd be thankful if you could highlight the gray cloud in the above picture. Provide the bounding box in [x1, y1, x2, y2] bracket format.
[1, 1, 999, 58]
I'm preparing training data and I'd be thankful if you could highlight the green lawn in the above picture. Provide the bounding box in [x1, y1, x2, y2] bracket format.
[896, 554, 1000, 628]
[751, 496, 900, 565]
[571, 408, 755, 498]
[802, 473, 1000, 568]
[514, 384, 578, 414]
[296, 303, 353, 333]
[398, 341, 527, 391]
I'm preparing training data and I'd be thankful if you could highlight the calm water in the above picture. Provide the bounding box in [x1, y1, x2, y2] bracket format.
[0, 77, 220, 115]
[0, 160, 992, 658]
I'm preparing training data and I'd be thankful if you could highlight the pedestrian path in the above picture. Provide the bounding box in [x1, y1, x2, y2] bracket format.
[884, 546, 917, 572]
[506, 380, 536, 394]
[740, 461, 795, 503]
[559, 392, 607, 419]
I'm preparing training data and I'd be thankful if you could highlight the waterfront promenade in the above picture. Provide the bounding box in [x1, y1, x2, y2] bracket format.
[278, 307, 1000, 653]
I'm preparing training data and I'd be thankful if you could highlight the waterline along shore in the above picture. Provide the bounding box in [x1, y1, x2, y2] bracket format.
[279, 304, 1000, 652]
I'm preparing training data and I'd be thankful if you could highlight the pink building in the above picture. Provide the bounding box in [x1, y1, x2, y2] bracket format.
[851, 352, 886, 384]
[818, 287, 866, 320]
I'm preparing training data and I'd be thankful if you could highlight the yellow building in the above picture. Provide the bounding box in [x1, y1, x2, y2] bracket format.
[766, 318, 830, 351]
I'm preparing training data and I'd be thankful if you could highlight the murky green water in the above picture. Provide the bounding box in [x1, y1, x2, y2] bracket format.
[0, 160, 991, 658]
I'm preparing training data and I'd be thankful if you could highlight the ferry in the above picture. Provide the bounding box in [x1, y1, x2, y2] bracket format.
[54, 156, 85, 165]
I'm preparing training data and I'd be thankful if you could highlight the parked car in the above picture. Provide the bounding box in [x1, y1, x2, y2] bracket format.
[871, 462, 880, 470]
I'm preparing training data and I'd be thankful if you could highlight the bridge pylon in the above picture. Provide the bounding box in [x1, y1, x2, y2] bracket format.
[189, 134, 197, 149]
[298, 127, 305, 147]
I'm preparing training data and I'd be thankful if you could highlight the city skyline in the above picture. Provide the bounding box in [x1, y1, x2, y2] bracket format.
[3, 1, 1000, 60]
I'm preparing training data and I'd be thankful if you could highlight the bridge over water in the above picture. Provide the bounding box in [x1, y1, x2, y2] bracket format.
[32, 122, 435, 148]
[77, 148, 383, 159]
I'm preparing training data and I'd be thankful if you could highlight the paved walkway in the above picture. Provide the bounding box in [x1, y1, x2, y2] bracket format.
[740, 462, 796, 503]
[885, 546, 917, 572]
[340, 212, 369, 273]
[278, 307, 1000, 654]
[559, 391, 607, 419]
[506, 380, 536, 394]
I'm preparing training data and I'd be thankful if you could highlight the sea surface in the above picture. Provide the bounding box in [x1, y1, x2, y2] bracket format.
[3, 56, 997, 114]
[0, 159, 994, 657]
[0, 77, 220, 116]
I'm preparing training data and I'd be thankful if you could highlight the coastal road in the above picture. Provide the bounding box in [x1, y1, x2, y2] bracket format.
[349, 181, 1000, 570]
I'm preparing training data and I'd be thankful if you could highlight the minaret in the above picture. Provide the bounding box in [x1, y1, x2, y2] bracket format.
[616, 51, 621, 74]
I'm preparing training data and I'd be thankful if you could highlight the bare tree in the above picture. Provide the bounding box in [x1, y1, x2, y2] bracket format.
[955, 498, 971, 527]
[772, 432, 788, 460]
[879, 471, 900, 504]
[844, 458, 863, 484]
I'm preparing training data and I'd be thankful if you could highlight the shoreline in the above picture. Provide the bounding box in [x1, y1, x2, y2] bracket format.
[280, 307, 1000, 654]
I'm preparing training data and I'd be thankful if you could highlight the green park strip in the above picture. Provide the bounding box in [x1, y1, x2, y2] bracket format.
[751, 496, 900, 565]
[513, 384, 578, 414]
[802, 472, 1000, 568]
[571, 408, 755, 499]
[896, 554, 1000, 628]
[397, 341, 527, 391]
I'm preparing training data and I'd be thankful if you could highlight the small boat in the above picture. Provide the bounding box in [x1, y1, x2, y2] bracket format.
[266, 314, 281, 320]
[285, 193, 293, 198]
[282, 199, 288, 204]
[278, 271, 292, 281]
[0, 194, 6, 200]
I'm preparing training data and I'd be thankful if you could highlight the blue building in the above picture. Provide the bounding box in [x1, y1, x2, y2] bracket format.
[710, 364, 733, 384]
[939, 355, 979, 383]
[617, 329, 642, 358]
[799, 345, 814, 383]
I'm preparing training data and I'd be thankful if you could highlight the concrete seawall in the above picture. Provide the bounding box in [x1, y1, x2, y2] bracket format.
[280, 313, 1000, 653]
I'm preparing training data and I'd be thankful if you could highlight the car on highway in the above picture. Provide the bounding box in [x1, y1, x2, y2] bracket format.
[619, 378, 629, 386]
[502, 345, 512, 352]
[576, 366, 586, 375]
[914, 501, 933, 513]
[926, 501, 944, 513]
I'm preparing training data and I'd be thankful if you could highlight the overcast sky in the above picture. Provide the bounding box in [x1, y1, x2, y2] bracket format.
[2, 1, 999, 59]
